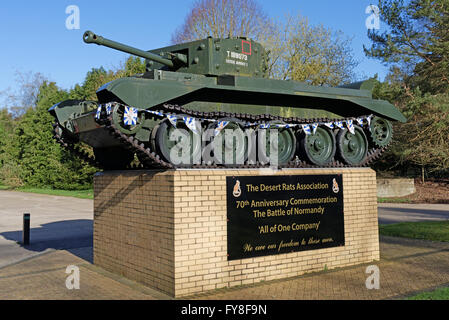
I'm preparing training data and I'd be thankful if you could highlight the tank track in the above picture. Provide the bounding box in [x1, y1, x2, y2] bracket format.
[52, 123, 106, 169]
[54, 102, 389, 170]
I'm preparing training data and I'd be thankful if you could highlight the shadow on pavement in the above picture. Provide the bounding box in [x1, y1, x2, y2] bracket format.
[0, 219, 93, 263]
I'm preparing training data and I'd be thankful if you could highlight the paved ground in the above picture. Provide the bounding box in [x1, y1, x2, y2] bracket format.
[0, 191, 93, 268]
[0, 236, 448, 300]
[1, 190, 449, 300]
[378, 203, 449, 225]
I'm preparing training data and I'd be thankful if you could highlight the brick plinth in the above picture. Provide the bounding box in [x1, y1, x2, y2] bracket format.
[93, 168, 379, 297]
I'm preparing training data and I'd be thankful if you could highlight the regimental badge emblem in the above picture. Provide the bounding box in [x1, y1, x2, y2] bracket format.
[233, 180, 242, 198]
[332, 178, 340, 193]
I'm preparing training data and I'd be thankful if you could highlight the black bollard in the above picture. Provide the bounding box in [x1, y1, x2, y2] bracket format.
[23, 213, 30, 246]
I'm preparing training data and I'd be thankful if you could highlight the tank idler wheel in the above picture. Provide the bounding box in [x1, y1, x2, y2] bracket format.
[206, 118, 249, 166]
[336, 126, 368, 166]
[93, 147, 135, 170]
[369, 116, 393, 147]
[299, 126, 336, 166]
[257, 121, 296, 166]
[111, 103, 145, 135]
[151, 117, 202, 166]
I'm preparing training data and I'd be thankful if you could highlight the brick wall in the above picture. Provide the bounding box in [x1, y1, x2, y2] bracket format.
[94, 168, 379, 297]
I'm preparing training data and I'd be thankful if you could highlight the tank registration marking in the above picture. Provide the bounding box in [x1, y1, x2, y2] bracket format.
[226, 50, 249, 67]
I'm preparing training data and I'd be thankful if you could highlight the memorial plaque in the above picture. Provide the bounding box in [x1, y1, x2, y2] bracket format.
[226, 175, 345, 260]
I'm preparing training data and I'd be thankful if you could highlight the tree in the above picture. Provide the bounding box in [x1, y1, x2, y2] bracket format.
[364, 0, 449, 94]
[0, 55, 147, 189]
[0, 71, 47, 118]
[70, 57, 146, 101]
[12, 81, 96, 189]
[267, 15, 358, 85]
[69, 67, 115, 101]
[0, 108, 21, 187]
[365, 0, 449, 178]
[171, 0, 272, 44]
[172, 0, 359, 86]
[384, 89, 449, 178]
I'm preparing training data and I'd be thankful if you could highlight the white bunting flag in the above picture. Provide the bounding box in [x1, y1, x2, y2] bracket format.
[302, 124, 312, 135]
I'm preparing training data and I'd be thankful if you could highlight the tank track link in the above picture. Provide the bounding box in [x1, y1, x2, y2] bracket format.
[54, 102, 389, 170]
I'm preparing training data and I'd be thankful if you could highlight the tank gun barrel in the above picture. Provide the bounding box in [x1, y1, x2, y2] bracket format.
[83, 30, 175, 68]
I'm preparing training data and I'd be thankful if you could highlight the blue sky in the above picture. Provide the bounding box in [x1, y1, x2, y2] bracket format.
[0, 0, 388, 104]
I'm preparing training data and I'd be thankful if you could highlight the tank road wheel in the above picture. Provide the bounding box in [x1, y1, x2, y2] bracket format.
[258, 121, 296, 166]
[299, 126, 336, 166]
[111, 103, 145, 135]
[207, 118, 248, 166]
[152, 118, 202, 166]
[93, 147, 134, 170]
[336, 126, 368, 166]
[369, 116, 393, 147]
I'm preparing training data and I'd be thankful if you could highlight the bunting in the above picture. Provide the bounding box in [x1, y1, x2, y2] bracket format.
[302, 124, 312, 135]
[94, 102, 374, 137]
[183, 116, 199, 134]
[214, 120, 229, 136]
[167, 115, 178, 127]
[105, 102, 112, 115]
[95, 106, 102, 120]
[335, 121, 345, 129]
[347, 120, 355, 134]
[124, 107, 138, 126]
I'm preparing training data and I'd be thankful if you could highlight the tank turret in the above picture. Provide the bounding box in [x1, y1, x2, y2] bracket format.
[83, 30, 268, 78]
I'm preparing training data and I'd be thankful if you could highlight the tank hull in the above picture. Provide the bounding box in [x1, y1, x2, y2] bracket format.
[94, 71, 406, 123]
[50, 72, 405, 169]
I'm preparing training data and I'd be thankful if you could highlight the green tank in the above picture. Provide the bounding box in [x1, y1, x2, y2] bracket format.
[49, 30, 406, 169]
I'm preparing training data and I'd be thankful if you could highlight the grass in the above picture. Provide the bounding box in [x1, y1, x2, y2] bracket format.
[379, 221, 449, 242]
[408, 286, 449, 300]
[378, 197, 413, 204]
[0, 185, 93, 199]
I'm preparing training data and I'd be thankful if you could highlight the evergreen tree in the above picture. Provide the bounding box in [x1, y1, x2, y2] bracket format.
[364, 0, 449, 93]
[13, 82, 96, 189]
